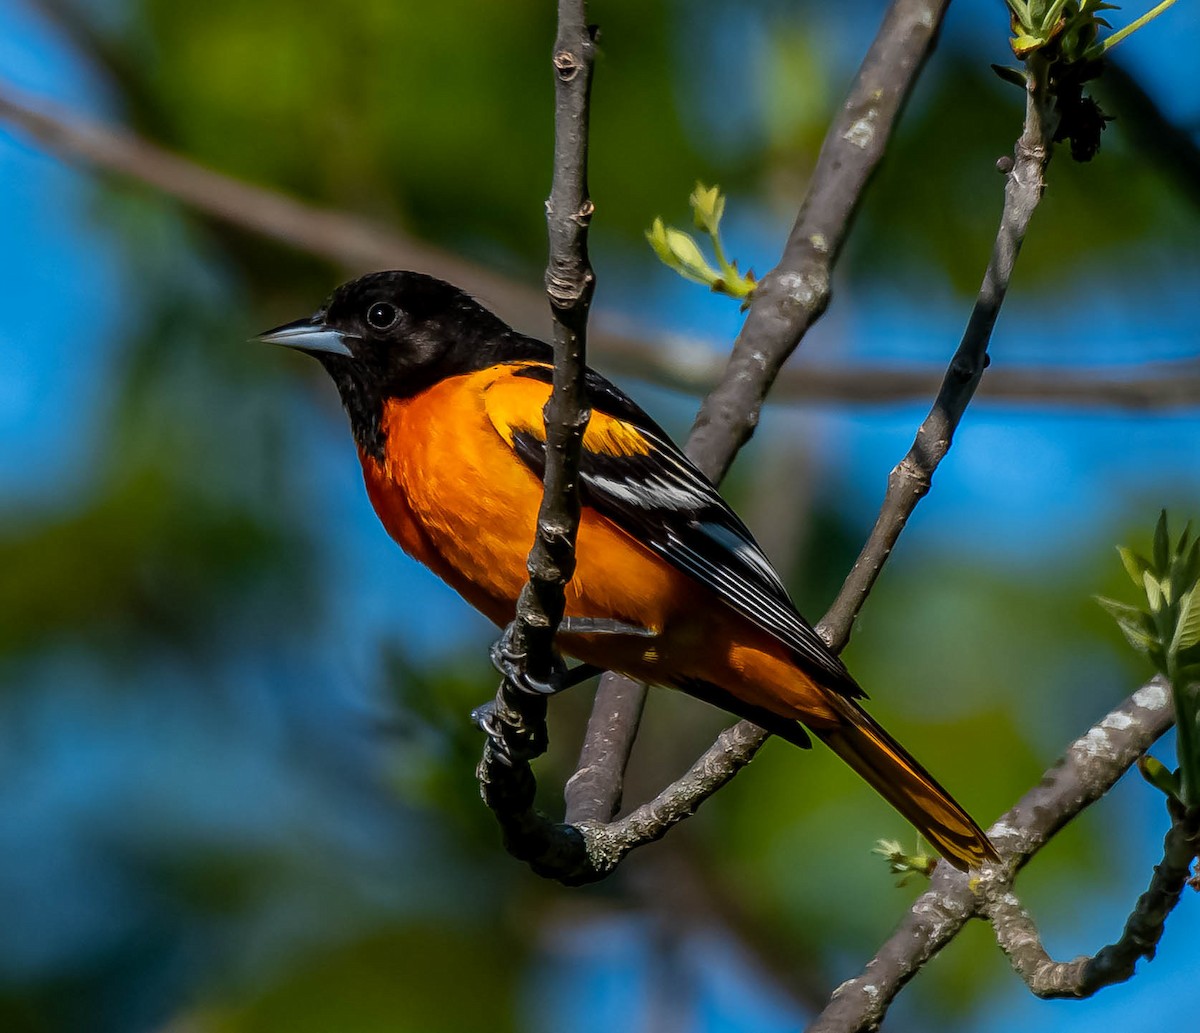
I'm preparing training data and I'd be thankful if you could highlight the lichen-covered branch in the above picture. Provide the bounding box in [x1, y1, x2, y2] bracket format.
[985, 796, 1199, 999]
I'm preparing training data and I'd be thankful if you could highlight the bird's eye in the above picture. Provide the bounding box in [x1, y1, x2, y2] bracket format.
[366, 302, 398, 330]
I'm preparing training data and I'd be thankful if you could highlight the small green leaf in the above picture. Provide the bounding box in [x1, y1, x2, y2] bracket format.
[990, 64, 1028, 88]
[1144, 570, 1164, 612]
[1154, 509, 1170, 572]
[1175, 522, 1192, 559]
[1006, 0, 1032, 26]
[1120, 620, 1158, 653]
[1011, 32, 1046, 56]
[1099, 604, 1156, 652]
[689, 182, 725, 237]
[1118, 546, 1150, 588]
[664, 228, 719, 281]
[1175, 589, 1200, 653]
[645, 217, 674, 265]
[1184, 539, 1200, 587]
[872, 838, 936, 883]
[1094, 594, 1158, 654]
[1095, 595, 1148, 623]
[1171, 587, 1200, 652]
[1092, 0, 1181, 58]
[649, 187, 757, 303]
[1137, 755, 1181, 799]
[1036, 0, 1071, 34]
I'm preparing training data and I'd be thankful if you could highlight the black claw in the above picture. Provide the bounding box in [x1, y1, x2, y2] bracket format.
[489, 629, 567, 696]
[470, 700, 496, 734]
[470, 701, 515, 767]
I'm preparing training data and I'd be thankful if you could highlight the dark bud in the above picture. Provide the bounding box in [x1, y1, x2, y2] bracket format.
[991, 64, 1027, 89]
[1055, 92, 1113, 163]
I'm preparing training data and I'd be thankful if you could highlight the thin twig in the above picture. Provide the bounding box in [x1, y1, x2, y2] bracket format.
[819, 51, 1059, 650]
[475, 1, 598, 834]
[564, 0, 953, 827]
[3, 83, 1197, 413]
[807, 678, 1176, 1033]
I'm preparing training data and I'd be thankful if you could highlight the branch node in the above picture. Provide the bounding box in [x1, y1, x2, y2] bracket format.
[573, 199, 596, 225]
[553, 49, 581, 82]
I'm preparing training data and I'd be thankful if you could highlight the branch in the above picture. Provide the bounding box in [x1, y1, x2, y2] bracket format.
[0, 81, 558, 332]
[564, 0, 953, 828]
[820, 51, 1059, 650]
[600, 352, 1200, 412]
[474, 1, 598, 842]
[806, 678, 1176, 1033]
[3, 82, 1197, 413]
[686, 0, 951, 481]
[985, 798, 1199, 998]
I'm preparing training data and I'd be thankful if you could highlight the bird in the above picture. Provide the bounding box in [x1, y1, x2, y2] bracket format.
[260, 270, 998, 871]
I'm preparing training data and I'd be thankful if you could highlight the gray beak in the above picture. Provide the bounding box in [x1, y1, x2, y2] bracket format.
[257, 316, 354, 358]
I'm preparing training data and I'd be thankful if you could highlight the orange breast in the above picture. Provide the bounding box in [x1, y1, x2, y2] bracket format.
[358, 368, 680, 629]
[357, 366, 838, 724]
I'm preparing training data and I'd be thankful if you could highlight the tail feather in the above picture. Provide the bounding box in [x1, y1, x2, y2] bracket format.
[814, 697, 998, 872]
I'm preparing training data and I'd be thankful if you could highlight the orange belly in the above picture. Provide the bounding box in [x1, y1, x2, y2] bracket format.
[357, 369, 837, 726]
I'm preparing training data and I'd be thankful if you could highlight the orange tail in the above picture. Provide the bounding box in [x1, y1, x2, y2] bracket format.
[814, 697, 998, 871]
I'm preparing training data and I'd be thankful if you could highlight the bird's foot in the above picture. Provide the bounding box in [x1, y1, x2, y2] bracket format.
[489, 626, 568, 696]
[470, 700, 515, 767]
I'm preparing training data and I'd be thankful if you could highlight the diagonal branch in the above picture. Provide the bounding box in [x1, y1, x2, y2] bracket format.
[565, 0, 954, 827]
[686, 0, 951, 481]
[819, 51, 1059, 650]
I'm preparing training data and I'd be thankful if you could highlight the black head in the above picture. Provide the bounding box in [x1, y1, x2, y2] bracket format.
[260, 271, 549, 456]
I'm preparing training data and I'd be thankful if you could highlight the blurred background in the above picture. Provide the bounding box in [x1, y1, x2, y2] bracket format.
[1, 0, 1197, 1030]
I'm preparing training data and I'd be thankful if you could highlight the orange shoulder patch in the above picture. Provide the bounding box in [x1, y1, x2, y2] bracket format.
[482, 365, 549, 448]
[582, 415, 651, 457]
[482, 364, 651, 458]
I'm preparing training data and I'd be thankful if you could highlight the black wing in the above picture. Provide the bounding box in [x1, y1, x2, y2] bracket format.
[508, 363, 862, 699]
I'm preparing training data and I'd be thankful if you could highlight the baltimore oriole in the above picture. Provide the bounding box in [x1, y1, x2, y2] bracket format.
[261, 270, 997, 871]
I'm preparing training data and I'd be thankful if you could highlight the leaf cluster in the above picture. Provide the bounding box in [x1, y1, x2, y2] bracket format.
[995, 1, 1178, 161]
[645, 183, 756, 303]
[872, 838, 936, 887]
[1097, 511, 1200, 805]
